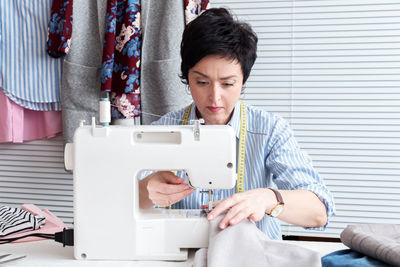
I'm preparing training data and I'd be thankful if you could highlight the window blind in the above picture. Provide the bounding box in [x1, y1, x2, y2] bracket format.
[0, 136, 73, 226]
[213, 0, 400, 237]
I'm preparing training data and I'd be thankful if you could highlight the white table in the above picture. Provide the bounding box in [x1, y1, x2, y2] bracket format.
[0, 240, 348, 266]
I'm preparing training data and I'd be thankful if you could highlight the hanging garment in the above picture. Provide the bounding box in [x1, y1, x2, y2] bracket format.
[185, 0, 210, 24]
[60, 0, 107, 143]
[0, 0, 62, 111]
[101, 0, 141, 121]
[140, 0, 204, 125]
[0, 89, 62, 143]
[46, 0, 73, 58]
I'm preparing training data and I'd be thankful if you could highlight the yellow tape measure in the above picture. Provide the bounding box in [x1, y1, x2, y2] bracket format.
[236, 100, 247, 193]
[181, 101, 247, 193]
[182, 104, 192, 125]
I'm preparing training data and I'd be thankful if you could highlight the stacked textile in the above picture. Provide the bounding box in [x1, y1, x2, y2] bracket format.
[0, 206, 45, 237]
[322, 224, 400, 267]
[0, 204, 66, 243]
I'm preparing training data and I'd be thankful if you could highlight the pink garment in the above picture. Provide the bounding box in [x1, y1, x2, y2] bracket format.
[1, 204, 67, 243]
[0, 89, 62, 143]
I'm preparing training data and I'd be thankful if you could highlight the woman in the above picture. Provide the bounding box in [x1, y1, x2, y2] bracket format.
[139, 8, 335, 240]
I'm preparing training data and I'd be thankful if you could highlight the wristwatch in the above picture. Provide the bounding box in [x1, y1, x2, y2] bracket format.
[267, 188, 285, 217]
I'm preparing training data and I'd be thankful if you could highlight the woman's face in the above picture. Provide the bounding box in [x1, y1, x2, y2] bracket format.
[188, 55, 243, 125]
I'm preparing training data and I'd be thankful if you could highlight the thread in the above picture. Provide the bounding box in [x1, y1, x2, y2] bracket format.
[110, 104, 187, 125]
[99, 98, 111, 126]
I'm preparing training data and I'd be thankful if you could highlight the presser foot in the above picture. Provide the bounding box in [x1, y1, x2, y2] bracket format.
[200, 189, 214, 213]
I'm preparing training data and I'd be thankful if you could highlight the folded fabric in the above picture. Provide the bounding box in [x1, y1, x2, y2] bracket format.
[193, 215, 321, 267]
[322, 249, 392, 267]
[0, 206, 45, 237]
[340, 224, 400, 267]
[0, 204, 67, 243]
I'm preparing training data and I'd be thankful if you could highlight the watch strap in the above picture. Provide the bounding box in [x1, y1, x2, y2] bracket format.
[267, 188, 284, 217]
[269, 188, 284, 204]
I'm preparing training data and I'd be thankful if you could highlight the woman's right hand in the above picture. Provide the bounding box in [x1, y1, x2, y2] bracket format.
[139, 171, 195, 208]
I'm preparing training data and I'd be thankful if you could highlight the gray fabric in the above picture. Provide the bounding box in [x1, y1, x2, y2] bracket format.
[193, 215, 321, 267]
[340, 224, 400, 267]
[141, 0, 192, 125]
[61, 0, 107, 143]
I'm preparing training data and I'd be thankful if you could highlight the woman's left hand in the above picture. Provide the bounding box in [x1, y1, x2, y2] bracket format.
[206, 188, 276, 229]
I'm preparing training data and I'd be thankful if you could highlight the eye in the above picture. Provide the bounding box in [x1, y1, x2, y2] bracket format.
[223, 83, 234, 87]
[196, 81, 208, 85]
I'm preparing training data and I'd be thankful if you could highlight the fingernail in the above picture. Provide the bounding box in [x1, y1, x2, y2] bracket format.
[219, 223, 225, 229]
[230, 219, 235, 224]
[208, 214, 213, 220]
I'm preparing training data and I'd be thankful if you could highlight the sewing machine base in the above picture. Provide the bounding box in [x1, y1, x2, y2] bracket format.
[74, 209, 209, 261]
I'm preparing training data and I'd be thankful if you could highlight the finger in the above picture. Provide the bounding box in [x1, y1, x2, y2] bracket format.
[207, 195, 240, 221]
[160, 171, 185, 184]
[228, 210, 250, 226]
[201, 200, 222, 210]
[151, 193, 175, 207]
[154, 188, 194, 207]
[218, 203, 249, 229]
[167, 188, 195, 204]
[149, 192, 169, 206]
[157, 183, 191, 195]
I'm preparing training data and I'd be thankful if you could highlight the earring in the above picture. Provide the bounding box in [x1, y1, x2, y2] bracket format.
[185, 84, 191, 95]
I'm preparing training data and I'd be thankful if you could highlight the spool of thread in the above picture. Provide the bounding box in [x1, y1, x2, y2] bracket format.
[99, 98, 111, 126]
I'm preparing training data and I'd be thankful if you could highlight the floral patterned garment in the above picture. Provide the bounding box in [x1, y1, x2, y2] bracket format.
[101, 0, 141, 120]
[185, 0, 210, 24]
[46, 0, 73, 58]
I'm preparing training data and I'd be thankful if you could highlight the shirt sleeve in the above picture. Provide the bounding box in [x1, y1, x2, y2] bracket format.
[265, 116, 336, 230]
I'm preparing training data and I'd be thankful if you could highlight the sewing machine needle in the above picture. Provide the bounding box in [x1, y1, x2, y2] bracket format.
[208, 189, 213, 212]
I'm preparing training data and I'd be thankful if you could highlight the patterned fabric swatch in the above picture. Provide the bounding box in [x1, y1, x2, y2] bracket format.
[185, 0, 210, 24]
[0, 206, 46, 237]
[46, 0, 73, 58]
[101, 0, 141, 120]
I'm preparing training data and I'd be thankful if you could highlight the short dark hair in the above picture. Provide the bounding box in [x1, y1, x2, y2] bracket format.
[180, 8, 258, 85]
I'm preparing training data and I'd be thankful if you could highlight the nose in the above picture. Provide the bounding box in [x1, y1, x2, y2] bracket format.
[208, 83, 221, 103]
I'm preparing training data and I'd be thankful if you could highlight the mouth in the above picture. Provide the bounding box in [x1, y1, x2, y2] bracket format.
[207, 106, 223, 112]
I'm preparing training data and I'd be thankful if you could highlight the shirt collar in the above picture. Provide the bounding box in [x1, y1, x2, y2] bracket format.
[227, 101, 241, 139]
[190, 101, 241, 139]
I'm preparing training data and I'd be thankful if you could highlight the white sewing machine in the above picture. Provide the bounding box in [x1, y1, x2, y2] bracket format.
[64, 118, 237, 261]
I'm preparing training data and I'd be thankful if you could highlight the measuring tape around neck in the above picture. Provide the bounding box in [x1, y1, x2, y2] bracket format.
[182, 104, 192, 125]
[181, 101, 247, 193]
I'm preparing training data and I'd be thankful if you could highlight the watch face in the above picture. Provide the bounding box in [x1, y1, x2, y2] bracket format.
[271, 204, 284, 217]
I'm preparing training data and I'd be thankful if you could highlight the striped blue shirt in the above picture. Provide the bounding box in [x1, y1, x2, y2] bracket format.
[0, 0, 62, 111]
[148, 101, 335, 240]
